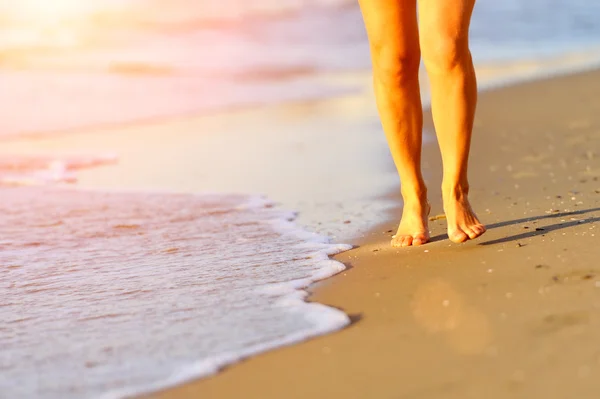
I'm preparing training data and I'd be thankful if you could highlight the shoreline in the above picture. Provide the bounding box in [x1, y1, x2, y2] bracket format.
[3, 45, 600, 145]
[148, 68, 600, 398]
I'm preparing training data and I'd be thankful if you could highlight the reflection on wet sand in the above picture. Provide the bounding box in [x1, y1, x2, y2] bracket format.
[411, 278, 493, 355]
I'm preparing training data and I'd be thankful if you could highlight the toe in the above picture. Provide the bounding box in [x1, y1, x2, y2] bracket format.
[449, 229, 469, 243]
[402, 236, 413, 247]
[470, 224, 486, 238]
[391, 235, 409, 247]
[412, 234, 429, 246]
[465, 227, 480, 240]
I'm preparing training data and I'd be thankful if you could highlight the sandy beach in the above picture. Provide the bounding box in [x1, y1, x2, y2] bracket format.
[138, 69, 600, 398]
[2, 65, 600, 399]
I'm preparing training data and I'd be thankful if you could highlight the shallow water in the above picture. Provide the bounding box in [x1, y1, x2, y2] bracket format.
[0, 188, 350, 398]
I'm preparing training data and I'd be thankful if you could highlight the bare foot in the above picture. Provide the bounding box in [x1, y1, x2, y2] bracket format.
[443, 189, 486, 243]
[391, 201, 431, 247]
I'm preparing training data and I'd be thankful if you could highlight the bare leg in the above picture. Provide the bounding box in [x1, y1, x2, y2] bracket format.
[419, 0, 486, 243]
[358, 0, 430, 247]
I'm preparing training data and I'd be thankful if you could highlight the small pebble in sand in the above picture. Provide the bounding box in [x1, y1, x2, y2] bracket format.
[343, 220, 351, 224]
[442, 300, 450, 307]
[424, 250, 429, 253]
[487, 269, 493, 273]
[428, 214, 446, 221]
[506, 292, 513, 299]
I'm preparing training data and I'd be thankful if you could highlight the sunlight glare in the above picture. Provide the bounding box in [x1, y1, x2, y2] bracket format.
[5, 0, 97, 22]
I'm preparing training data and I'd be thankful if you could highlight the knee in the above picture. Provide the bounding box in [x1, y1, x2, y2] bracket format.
[370, 42, 420, 87]
[421, 33, 470, 74]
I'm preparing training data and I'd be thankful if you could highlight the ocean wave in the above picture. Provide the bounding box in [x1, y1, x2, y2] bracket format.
[0, 188, 352, 398]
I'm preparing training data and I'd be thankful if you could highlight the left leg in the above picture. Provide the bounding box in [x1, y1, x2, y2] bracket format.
[418, 0, 486, 243]
[358, 0, 429, 247]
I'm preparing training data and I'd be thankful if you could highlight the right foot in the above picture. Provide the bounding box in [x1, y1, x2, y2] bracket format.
[443, 187, 486, 243]
[391, 200, 431, 247]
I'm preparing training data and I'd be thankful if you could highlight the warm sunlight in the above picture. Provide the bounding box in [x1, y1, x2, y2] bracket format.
[0, 0, 128, 45]
[0, 0, 126, 24]
[7, 0, 89, 19]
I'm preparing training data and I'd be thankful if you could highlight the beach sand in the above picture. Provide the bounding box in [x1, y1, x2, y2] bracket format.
[146, 69, 600, 398]
[3, 68, 600, 398]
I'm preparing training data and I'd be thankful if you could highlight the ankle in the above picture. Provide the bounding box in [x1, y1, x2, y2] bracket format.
[442, 181, 470, 201]
[401, 186, 428, 206]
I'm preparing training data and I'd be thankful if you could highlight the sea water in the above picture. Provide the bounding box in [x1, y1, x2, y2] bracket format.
[0, 188, 350, 398]
[2, 0, 600, 398]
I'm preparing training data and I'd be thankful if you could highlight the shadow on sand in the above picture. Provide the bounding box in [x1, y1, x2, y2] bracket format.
[428, 207, 600, 245]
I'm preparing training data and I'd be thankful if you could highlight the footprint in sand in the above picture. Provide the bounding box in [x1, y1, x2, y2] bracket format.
[550, 269, 598, 285]
[533, 311, 590, 335]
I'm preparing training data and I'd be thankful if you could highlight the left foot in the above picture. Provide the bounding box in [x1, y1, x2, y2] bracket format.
[443, 187, 486, 243]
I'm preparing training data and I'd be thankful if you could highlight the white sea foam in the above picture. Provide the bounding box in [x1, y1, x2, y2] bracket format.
[0, 188, 351, 399]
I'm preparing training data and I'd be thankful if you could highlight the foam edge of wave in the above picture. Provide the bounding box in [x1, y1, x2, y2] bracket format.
[98, 195, 353, 399]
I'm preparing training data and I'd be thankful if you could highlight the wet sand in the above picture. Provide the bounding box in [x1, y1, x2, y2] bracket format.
[147, 69, 600, 398]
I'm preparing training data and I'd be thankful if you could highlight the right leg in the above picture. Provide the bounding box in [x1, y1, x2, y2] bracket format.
[358, 0, 430, 247]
